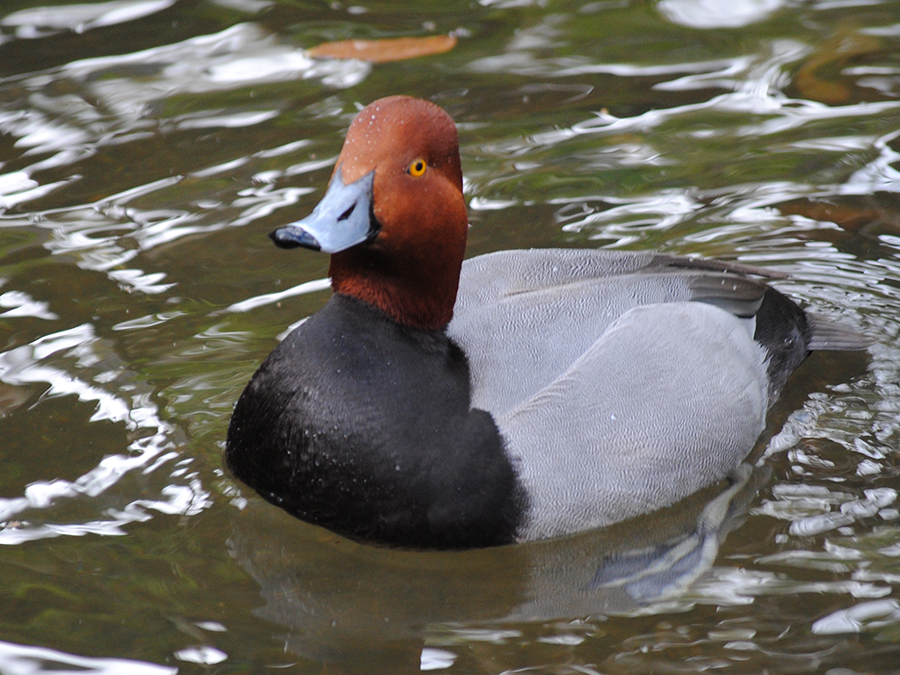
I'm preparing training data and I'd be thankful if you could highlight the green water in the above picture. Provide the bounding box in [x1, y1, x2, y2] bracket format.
[1, 0, 900, 672]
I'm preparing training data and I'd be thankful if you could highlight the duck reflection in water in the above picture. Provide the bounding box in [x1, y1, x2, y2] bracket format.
[227, 463, 767, 670]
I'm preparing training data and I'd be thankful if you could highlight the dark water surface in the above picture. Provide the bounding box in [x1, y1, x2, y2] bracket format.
[2, 0, 900, 672]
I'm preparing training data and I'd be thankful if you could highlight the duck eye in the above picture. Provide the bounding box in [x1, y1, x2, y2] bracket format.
[408, 158, 427, 177]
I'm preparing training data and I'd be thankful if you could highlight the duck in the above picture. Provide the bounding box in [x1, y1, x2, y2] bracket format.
[225, 95, 869, 550]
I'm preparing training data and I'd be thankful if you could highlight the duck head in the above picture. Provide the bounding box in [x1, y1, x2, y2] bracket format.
[271, 96, 468, 331]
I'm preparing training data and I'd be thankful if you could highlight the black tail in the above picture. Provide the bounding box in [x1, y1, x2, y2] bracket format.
[806, 313, 873, 351]
[754, 288, 870, 405]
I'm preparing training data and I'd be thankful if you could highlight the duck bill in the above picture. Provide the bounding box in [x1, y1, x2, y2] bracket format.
[270, 168, 376, 253]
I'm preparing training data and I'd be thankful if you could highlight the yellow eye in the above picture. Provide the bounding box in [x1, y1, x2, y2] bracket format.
[408, 158, 427, 177]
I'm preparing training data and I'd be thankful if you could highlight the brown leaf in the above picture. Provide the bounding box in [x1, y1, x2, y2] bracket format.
[792, 29, 882, 105]
[308, 34, 457, 64]
[778, 197, 900, 234]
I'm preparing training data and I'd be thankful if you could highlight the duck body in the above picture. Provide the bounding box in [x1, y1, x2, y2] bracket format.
[226, 96, 868, 549]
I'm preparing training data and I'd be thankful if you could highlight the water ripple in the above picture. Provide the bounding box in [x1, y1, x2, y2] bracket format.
[0, 640, 176, 675]
[0, 322, 209, 544]
[812, 598, 900, 634]
[2, 0, 177, 36]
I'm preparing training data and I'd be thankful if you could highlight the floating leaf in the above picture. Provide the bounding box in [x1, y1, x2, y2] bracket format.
[308, 34, 457, 63]
[778, 197, 900, 234]
[792, 29, 883, 105]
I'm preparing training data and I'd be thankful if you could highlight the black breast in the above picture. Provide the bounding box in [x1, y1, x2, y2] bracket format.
[225, 293, 526, 549]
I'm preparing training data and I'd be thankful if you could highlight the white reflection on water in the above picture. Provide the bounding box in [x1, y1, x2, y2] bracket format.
[812, 598, 900, 634]
[841, 129, 900, 195]
[175, 109, 279, 130]
[536, 60, 900, 149]
[1, 1, 177, 37]
[0, 640, 176, 675]
[754, 484, 898, 537]
[691, 566, 890, 605]
[0, 18, 364, 301]
[552, 191, 702, 240]
[0, 21, 367, 225]
[225, 277, 331, 314]
[472, 36, 900, 210]
[172, 645, 228, 665]
[0, 168, 72, 209]
[658, 0, 783, 29]
[420, 647, 457, 671]
[0, 322, 211, 544]
[0, 287, 58, 320]
[62, 22, 369, 103]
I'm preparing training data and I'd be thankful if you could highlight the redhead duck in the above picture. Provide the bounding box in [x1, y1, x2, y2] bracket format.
[226, 95, 868, 549]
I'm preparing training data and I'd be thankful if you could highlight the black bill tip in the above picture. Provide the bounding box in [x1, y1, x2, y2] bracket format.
[269, 227, 321, 251]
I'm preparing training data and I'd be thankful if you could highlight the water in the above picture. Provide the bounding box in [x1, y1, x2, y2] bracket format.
[1, 0, 899, 672]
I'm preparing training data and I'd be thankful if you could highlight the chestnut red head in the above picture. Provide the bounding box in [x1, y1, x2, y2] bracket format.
[271, 96, 468, 330]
